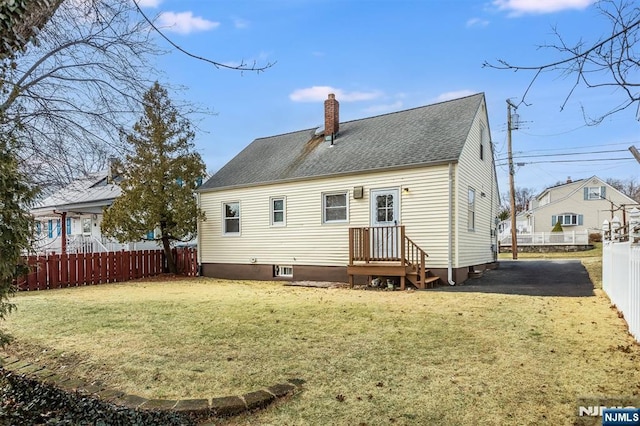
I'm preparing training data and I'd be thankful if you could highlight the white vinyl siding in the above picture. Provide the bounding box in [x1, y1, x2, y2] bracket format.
[199, 166, 452, 268]
[456, 102, 500, 267]
[531, 178, 636, 233]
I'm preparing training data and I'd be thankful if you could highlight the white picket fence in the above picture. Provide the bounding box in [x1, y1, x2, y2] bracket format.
[602, 208, 640, 342]
[499, 230, 589, 246]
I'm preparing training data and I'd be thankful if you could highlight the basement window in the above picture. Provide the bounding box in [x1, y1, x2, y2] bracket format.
[274, 265, 293, 277]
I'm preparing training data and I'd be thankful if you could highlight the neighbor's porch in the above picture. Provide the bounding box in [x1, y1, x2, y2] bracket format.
[347, 225, 440, 290]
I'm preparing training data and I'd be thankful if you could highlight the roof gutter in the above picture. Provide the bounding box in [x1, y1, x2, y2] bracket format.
[448, 162, 456, 286]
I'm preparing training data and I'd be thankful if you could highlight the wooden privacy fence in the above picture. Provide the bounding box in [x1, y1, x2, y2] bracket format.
[15, 248, 198, 291]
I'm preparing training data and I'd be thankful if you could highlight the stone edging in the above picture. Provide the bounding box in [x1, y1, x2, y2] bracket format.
[0, 355, 304, 421]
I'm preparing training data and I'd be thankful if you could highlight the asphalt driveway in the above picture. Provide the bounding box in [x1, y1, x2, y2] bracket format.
[431, 259, 594, 297]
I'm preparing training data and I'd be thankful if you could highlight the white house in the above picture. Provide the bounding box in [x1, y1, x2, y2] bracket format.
[530, 177, 636, 234]
[30, 170, 160, 254]
[197, 93, 500, 286]
[198, 93, 499, 287]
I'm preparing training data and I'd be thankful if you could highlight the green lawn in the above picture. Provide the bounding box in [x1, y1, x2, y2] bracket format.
[1, 261, 639, 425]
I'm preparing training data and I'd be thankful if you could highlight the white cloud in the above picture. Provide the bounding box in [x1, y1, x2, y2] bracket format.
[493, 0, 594, 16]
[434, 90, 477, 103]
[136, 0, 162, 7]
[289, 86, 382, 102]
[157, 11, 220, 34]
[466, 17, 489, 28]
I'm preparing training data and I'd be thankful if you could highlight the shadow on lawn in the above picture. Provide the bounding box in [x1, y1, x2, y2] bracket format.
[429, 259, 595, 297]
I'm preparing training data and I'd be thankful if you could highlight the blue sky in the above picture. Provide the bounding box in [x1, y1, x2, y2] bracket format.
[137, 0, 639, 197]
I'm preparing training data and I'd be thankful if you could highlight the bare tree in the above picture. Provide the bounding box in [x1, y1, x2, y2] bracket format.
[484, 0, 640, 124]
[607, 177, 640, 202]
[502, 187, 536, 213]
[2, 0, 275, 192]
[0, 0, 163, 190]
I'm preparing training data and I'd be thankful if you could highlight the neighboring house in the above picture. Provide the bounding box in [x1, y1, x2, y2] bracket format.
[197, 92, 500, 286]
[30, 170, 159, 254]
[522, 176, 637, 236]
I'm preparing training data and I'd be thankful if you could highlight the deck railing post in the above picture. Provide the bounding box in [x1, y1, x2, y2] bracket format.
[400, 226, 405, 265]
[420, 251, 426, 288]
[364, 227, 370, 263]
[348, 228, 354, 265]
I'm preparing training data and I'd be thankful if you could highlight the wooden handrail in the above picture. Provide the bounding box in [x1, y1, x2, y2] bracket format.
[349, 226, 428, 265]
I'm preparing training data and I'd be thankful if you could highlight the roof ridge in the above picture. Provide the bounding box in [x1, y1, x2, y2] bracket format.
[253, 92, 485, 142]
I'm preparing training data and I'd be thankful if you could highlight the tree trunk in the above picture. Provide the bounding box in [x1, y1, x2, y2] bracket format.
[162, 235, 176, 274]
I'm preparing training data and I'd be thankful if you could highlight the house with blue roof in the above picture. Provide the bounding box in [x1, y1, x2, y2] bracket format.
[197, 93, 500, 286]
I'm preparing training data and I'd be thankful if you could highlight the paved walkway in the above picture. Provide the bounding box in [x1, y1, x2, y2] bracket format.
[430, 259, 594, 297]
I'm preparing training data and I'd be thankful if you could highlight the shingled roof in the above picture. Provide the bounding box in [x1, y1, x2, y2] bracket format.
[200, 92, 485, 191]
[31, 171, 121, 215]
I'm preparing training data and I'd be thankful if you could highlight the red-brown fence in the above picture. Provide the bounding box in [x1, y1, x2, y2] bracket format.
[15, 248, 198, 291]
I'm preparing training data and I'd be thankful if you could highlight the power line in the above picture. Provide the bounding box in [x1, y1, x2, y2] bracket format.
[517, 140, 638, 153]
[496, 148, 630, 161]
[496, 157, 632, 166]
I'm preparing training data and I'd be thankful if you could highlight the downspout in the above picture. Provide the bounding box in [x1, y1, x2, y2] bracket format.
[448, 162, 456, 285]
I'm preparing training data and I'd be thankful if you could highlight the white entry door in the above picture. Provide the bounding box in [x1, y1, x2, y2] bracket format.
[370, 188, 400, 259]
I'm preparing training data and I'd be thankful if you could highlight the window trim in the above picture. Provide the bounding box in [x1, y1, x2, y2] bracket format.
[322, 191, 349, 224]
[274, 265, 293, 277]
[468, 187, 476, 231]
[554, 213, 581, 227]
[479, 124, 486, 161]
[270, 196, 286, 227]
[586, 186, 603, 200]
[222, 201, 241, 236]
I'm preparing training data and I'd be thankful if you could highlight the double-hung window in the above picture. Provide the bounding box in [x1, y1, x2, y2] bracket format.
[270, 197, 286, 226]
[323, 192, 348, 223]
[585, 186, 605, 200]
[468, 188, 476, 231]
[223, 202, 240, 235]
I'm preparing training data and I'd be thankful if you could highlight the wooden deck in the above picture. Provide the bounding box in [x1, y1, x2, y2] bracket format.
[347, 226, 440, 290]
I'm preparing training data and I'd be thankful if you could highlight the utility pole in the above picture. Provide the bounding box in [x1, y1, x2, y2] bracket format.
[507, 99, 518, 260]
[630, 145, 640, 164]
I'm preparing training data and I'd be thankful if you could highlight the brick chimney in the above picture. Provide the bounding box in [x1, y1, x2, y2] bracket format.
[324, 93, 339, 137]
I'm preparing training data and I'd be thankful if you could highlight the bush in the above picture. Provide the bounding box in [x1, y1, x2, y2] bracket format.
[589, 232, 602, 243]
[551, 221, 564, 233]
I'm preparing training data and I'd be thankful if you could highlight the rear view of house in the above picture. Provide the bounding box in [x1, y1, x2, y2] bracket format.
[198, 93, 499, 285]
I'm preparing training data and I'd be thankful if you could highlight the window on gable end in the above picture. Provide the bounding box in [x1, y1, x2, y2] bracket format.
[468, 188, 476, 231]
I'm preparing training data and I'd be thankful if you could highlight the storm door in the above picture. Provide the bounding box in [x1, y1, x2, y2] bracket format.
[370, 188, 400, 259]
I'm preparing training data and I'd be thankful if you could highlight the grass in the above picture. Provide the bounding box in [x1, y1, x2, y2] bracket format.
[2, 262, 640, 425]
